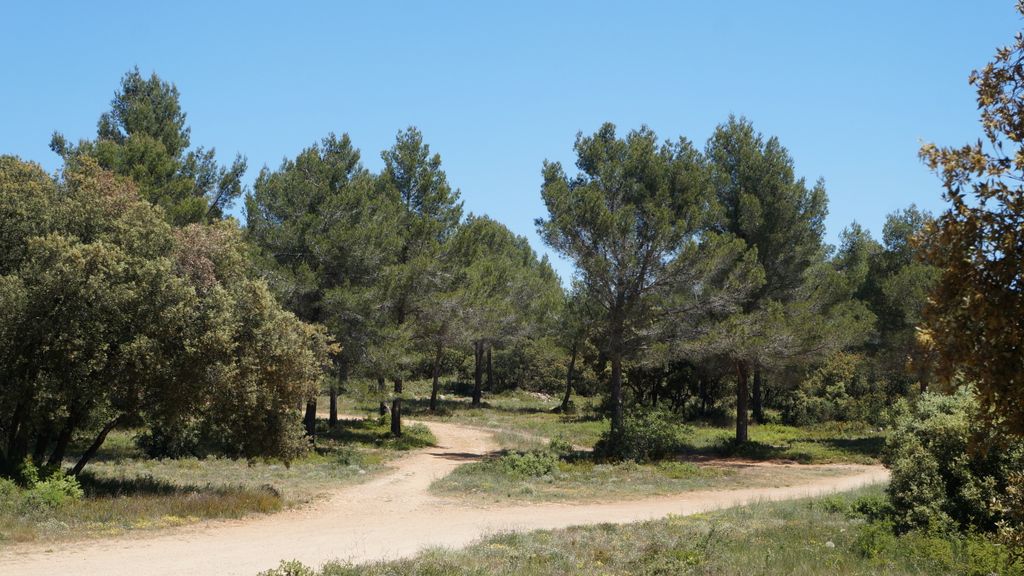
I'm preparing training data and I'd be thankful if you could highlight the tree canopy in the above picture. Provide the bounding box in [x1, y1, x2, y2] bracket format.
[50, 68, 247, 226]
[920, 4, 1024, 436]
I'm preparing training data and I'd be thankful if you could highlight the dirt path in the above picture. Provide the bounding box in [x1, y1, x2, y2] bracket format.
[0, 419, 888, 576]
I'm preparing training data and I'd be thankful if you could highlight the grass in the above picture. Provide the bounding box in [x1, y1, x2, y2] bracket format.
[684, 421, 885, 464]
[432, 455, 851, 503]
[263, 486, 1023, 576]
[0, 415, 435, 546]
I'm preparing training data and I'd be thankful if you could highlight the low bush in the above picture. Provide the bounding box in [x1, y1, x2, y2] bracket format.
[781, 352, 890, 426]
[593, 409, 691, 462]
[883, 388, 1024, 535]
[0, 461, 83, 516]
[547, 436, 574, 458]
[496, 450, 559, 478]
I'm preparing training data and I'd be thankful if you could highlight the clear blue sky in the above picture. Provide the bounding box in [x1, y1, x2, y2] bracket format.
[2, 1, 1019, 282]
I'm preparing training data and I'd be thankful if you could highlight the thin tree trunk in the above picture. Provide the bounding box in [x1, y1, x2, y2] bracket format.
[391, 378, 402, 436]
[472, 341, 483, 407]
[47, 413, 77, 469]
[429, 348, 442, 412]
[610, 352, 624, 436]
[70, 418, 119, 476]
[304, 400, 317, 439]
[378, 377, 388, 416]
[32, 430, 50, 467]
[699, 376, 708, 416]
[559, 344, 578, 412]
[389, 399, 401, 434]
[486, 345, 493, 391]
[329, 385, 338, 429]
[735, 361, 750, 443]
[752, 366, 765, 424]
[6, 398, 30, 470]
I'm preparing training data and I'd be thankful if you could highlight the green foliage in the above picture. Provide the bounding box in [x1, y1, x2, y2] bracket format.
[0, 156, 332, 477]
[547, 437, 575, 458]
[0, 461, 83, 515]
[491, 337, 565, 393]
[919, 3, 1024, 436]
[595, 408, 692, 462]
[496, 450, 560, 478]
[538, 123, 762, 436]
[782, 353, 888, 425]
[51, 67, 246, 225]
[884, 389, 1024, 535]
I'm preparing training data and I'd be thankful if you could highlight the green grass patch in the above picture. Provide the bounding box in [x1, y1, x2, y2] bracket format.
[432, 449, 850, 503]
[263, 486, 1023, 575]
[683, 422, 885, 464]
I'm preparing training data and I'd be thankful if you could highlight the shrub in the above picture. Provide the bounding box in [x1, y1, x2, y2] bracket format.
[24, 471, 83, 510]
[594, 409, 691, 462]
[497, 450, 559, 478]
[491, 338, 566, 393]
[781, 352, 888, 426]
[884, 388, 1024, 535]
[547, 436, 574, 458]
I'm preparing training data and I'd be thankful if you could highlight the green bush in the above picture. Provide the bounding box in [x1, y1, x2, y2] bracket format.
[884, 388, 1024, 535]
[25, 471, 84, 510]
[594, 409, 691, 462]
[781, 352, 889, 426]
[497, 450, 559, 478]
[0, 462, 83, 515]
[547, 436, 574, 457]
[491, 338, 566, 394]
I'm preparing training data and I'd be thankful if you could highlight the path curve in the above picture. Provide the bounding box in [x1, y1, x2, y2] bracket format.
[0, 419, 888, 576]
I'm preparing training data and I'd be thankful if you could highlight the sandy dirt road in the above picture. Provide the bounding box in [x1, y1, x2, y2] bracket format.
[0, 418, 888, 576]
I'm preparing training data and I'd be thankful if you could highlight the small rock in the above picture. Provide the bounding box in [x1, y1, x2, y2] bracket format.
[825, 541, 835, 549]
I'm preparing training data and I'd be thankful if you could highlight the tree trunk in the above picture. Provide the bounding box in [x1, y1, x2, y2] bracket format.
[486, 345, 493, 391]
[698, 376, 709, 416]
[304, 400, 317, 439]
[47, 413, 77, 469]
[429, 348, 442, 412]
[32, 430, 50, 467]
[329, 385, 338, 429]
[377, 377, 388, 416]
[391, 378, 402, 436]
[389, 399, 401, 434]
[735, 361, 750, 443]
[610, 352, 624, 437]
[6, 398, 30, 471]
[752, 366, 765, 424]
[472, 341, 483, 407]
[70, 418, 119, 476]
[559, 344, 578, 412]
